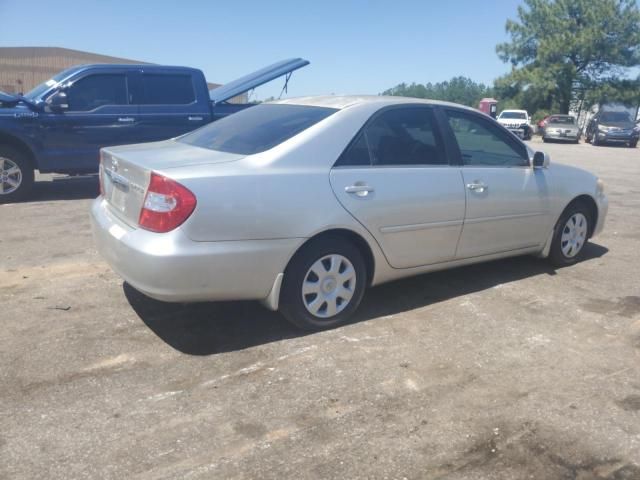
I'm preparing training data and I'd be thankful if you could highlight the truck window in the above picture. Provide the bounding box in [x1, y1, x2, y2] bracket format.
[66, 74, 128, 111]
[141, 74, 195, 105]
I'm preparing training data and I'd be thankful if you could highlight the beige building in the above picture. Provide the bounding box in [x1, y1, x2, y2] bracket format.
[0, 46, 245, 102]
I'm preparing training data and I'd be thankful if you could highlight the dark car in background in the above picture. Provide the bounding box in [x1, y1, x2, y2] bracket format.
[542, 115, 580, 143]
[585, 109, 639, 148]
[0, 58, 309, 202]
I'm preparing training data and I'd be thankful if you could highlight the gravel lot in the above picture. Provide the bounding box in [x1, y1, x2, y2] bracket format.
[1, 138, 639, 480]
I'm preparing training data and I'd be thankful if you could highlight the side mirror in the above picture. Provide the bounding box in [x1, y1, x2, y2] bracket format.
[46, 91, 69, 111]
[533, 151, 549, 169]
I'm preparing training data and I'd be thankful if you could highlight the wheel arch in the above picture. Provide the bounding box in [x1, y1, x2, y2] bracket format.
[285, 228, 376, 287]
[559, 194, 598, 238]
[0, 132, 37, 169]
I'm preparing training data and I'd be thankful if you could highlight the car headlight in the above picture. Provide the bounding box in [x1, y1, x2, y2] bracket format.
[596, 178, 605, 197]
[598, 125, 612, 132]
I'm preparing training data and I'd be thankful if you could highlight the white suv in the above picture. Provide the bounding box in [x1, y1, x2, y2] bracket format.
[497, 110, 532, 140]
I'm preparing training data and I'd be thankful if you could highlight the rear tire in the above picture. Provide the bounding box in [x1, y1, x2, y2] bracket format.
[0, 146, 34, 204]
[549, 203, 592, 267]
[279, 236, 367, 331]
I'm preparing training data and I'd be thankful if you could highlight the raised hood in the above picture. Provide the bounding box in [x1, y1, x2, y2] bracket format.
[209, 58, 309, 104]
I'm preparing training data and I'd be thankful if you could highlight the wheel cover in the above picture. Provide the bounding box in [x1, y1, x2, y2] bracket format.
[301, 254, 356, 319]
[560, 213, 588, 258]
[0, 157, 22, 195]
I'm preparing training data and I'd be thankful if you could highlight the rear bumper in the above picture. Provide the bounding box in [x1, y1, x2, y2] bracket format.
[91, 198, 300, 303]
[544, 132, 579, 141]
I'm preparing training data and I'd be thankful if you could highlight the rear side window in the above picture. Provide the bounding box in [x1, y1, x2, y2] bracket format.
[179, 104, 337, 155]
[445, 110, 529, 167]
[66, 74, 128, 111]
[141, 74, 195, 105]
[336, 107, 446, 167]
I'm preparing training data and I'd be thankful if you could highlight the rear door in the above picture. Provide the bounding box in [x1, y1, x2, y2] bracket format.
[134, 69, 209, 142]
[442, 108, 551, 258]
[330, 105, 466, 269]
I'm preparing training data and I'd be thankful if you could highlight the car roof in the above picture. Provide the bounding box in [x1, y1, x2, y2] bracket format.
[500, 109, 527, 113]
[71, 64, 202, 73]
[270, 95, 480, 112]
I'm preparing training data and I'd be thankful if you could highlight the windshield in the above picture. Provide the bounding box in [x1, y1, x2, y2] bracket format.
[500, 111, 527, 119]
[179, 104, 338, 155]
[548, 116, 576, 125]
[600, 111, 632, 123]
[23, 68, 77, 100]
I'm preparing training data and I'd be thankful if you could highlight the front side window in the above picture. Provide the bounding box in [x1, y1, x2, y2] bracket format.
[179, 104, 337, 155]
[141, 74, 195, 105]
[446, 110, 529, 167]
[66, 74, 128, 111]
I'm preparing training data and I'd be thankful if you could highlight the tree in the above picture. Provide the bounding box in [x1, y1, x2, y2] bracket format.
[496, 0, 640, 114]
[381, 77, 493, 107]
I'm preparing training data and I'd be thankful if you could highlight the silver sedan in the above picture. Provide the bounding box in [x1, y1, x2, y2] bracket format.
[91, 96, 608, 330]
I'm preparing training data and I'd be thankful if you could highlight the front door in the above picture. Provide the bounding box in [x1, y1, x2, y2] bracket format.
[39, 71, 139, 172]
[330, 106, 466, 269]
[442, 108, 551, 258]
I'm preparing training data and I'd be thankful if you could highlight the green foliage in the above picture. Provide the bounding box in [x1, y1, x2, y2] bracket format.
[495, 0, 640, 114]
[381, 76, 493, 107]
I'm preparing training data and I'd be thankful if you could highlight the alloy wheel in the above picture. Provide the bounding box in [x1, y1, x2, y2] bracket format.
[0, 157, 22, 195]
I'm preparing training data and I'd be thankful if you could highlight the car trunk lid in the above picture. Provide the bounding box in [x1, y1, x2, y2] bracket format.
[100, 140, 244, 227]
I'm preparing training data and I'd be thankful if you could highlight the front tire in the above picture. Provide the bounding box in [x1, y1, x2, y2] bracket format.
[629, 139, 637, 148]
[549, 203, 592, 267]
[279, 237, 367, 331]
[0, 146, 34, 203]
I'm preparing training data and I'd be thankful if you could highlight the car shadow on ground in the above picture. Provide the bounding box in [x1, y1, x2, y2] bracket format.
[29, 176, 99, 202]
[124, 242, 608, 356]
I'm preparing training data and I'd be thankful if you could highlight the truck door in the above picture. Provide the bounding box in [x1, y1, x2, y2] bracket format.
[134, 69, 210, 142]
[38, 71, 140, 173]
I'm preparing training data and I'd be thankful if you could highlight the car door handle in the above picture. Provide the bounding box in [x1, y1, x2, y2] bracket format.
[188, 116, 203, 121]
[345, 184, 374, 197]
[466, 182, 488, 193]
[118, 117, 135, 123]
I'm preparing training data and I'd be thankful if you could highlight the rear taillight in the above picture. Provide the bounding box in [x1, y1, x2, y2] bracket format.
[138, 172, 197, 233]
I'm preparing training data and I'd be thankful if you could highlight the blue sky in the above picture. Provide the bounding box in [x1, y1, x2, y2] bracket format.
[0, 0, 521, 99]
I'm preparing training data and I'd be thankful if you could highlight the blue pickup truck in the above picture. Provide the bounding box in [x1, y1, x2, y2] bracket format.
[0, 58, 309, 202]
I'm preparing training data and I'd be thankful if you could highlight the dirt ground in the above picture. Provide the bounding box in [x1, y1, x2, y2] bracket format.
[1, 138, 639, 480]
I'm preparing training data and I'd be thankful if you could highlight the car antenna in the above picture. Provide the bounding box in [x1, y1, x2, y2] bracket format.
[278, 71, 293, 99]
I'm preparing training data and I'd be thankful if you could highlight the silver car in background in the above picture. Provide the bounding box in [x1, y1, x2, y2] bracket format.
[91, 96, 608, 330]
[543, 114, 581, 143]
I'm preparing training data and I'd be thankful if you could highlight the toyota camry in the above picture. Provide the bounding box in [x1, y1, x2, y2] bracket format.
[92, 96, 608, 330]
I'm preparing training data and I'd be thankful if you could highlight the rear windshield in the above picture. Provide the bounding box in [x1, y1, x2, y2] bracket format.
[548, 116, 575, 124]
[179, 104, 337, 155]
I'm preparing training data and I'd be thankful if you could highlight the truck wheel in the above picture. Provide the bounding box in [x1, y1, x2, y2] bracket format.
[279, 236, 367, 331]
[0, 146, 34, 203]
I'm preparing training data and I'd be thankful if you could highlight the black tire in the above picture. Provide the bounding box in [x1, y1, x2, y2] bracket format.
[548, 202, 592, 267]
[0, 145, 34, 203]
[592, 134, 600, 146]
[629, 139, 637, 148]
[542, 137, 549, 143]
[279, 236, 367, 331]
